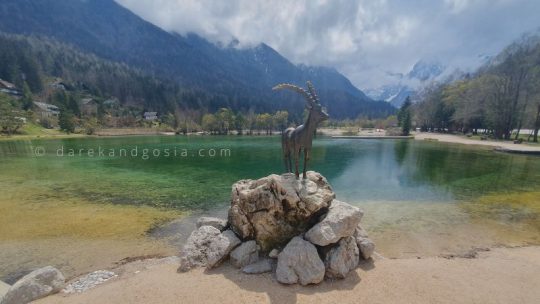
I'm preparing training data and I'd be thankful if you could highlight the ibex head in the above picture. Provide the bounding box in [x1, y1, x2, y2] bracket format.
[272, 81, 329, 123]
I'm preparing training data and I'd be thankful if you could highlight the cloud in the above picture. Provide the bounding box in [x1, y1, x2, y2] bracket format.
[115, 0, 540, 89]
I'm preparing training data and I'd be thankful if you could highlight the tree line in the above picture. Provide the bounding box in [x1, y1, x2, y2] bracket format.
[413, 34, 540, 141]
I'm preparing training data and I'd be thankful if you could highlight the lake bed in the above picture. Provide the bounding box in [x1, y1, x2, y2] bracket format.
[1, 136, 539, 280]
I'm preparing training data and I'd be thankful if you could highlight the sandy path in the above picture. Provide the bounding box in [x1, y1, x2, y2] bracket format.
[36, 246, 540, 304]
[415, 133, 540, 152]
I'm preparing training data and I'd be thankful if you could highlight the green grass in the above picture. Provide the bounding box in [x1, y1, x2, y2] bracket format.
[0, 123, 84, 141]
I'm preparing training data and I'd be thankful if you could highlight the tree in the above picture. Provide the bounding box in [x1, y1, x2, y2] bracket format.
[234, 112, 247, 135]
[215, 108, 235, 134]
[0, 95, 24, 135]
[399, 97, 412, 136]
[201, 113, 218, 134]
[21, 82, 33, 110]
[273, 110, 289, 133]
[59, 109, 75, 133]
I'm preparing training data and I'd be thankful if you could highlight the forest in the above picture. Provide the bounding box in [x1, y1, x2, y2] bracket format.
[413, 34, 540, 142]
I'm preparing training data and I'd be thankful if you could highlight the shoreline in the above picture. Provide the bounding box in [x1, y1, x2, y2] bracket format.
[414, 133, 540, 153]
[33, 245, 540, 304]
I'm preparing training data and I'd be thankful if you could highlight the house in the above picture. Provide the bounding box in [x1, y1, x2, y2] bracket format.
[33, 101, 60, 118]
[103, 98, 119, 108]
[143, 112, 158, 121]
[0, 79, 21, 97]
[48, 79, 67, 91]
[81, 98, 98, 116]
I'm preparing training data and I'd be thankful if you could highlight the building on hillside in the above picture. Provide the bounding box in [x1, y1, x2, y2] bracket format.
[0, 79, 22, 97]
[143, 112, 158, 121]
[48, 79, 68, 91]
[33, 101, 60, 118]
[103, 98, 119, 108]
[81, 98, 98, 116]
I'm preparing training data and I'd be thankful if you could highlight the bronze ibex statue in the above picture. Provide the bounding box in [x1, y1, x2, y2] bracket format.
[273, 81, 329, 179]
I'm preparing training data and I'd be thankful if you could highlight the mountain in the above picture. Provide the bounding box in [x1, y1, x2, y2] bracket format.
[366, 60, 446, 107]
[0, 0, 394, 119]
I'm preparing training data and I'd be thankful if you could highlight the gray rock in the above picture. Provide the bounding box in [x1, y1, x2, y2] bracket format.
[242, 259, 273, 274]
[324, 236, 359, 279]
[268, 249, 280, 259]
[355, 224, 369, 238]
[206, 230, 242, 269]
[228, 171, 335, 251]
[1, 266, 64, 304]
[357, 237, 375, 260]
[305, 200, 363, 246]
[0, 281, 10, 301]
[276, 237, 325, 285]
[196, 217, 228, 231]
[230, 241, 259, 268]
[179, 227, 240, 271]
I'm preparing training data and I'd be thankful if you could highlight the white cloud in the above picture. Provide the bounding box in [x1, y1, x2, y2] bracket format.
[115, 0, 540, 89]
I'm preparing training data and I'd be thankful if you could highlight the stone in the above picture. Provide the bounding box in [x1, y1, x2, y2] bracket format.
[179, 227, 241, 271]
[324, 236, 359, 279]
[206, 230, 241, 269]
[196, 217, 228, 231]
[63, 270, 117, 294]
[357, 237, 375, 260]
[242, 259, 273, 274]
[276, 237, 325, 285]
[230, 241, 259, 268]
[0, 281, 10, 301]
[228, 171, 335, 251]
[354, 224, 369, 238]
[178, 225, 221, 272]
[268, 249, 280, 259]
[1, 266, 64, 304]
[305, 200, 363, 246]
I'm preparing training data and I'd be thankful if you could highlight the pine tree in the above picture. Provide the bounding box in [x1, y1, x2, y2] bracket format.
[399, 97, 412, 136]
[59, 109, 75, 133]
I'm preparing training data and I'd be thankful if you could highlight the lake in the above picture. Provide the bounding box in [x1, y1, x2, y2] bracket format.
[1, 135, 539, 281]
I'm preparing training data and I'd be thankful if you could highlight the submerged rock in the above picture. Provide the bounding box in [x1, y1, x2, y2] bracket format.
[63, 270, 117, 294]
[1, 266, 64, 304]
[196, 217, 228, 231]
[242, 259, 273, 274]
[276, 237, 325, 285]
[324, 236, 359, 279]
[230, 241, 259, 268]
[305, 200, 363, 246]
[228, 171, 335, 251]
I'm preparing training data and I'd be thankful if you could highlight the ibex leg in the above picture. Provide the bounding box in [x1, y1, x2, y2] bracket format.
[302, 149, 310, 179]
[294, 146, 300, 179]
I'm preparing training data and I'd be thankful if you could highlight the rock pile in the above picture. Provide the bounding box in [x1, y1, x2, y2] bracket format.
[178, 171, 376, 285]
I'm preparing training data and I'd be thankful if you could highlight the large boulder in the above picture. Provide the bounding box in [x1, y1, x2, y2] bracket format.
[276, 237, 325, 285]
[179, 226, 241, 271]
[228, 171, 335, 251]
[230, 241, 259, 268]
[323, 236, 359, 279]
[196, 217, 228, 231]
[305, 200, 363, 246]
[0, 266, 64, 304]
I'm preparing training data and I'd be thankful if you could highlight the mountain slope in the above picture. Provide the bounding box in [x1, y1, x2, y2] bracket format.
[0, 0, 395, 118]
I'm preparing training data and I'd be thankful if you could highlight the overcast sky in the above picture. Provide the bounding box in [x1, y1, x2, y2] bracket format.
[116, 0, 540, 90]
